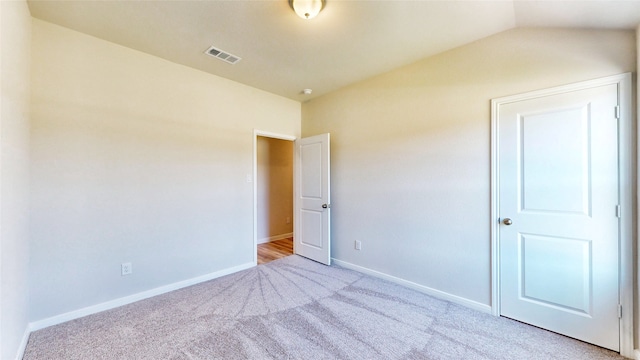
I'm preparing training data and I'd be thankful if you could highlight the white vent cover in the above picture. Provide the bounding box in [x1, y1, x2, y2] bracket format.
[204, 46, 241, 65]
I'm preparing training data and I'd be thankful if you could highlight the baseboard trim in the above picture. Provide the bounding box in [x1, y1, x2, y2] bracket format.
[29, 262, 255, 332]
[15, 325, 31, 360]
[258, 232, 293, 244]
[634, 348, 640, 359]
[332, 258, 492, 314]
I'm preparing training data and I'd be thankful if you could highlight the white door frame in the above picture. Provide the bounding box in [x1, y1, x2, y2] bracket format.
[252, 130, 296, 264]
[490, 73, 634, 358]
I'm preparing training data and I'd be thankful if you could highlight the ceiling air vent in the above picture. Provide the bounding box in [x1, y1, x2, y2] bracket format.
[204, 46, 241, 65]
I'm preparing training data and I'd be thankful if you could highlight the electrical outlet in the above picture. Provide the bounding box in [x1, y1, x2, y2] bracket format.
[121, 262, 132, 276]
[355, 240, 362, 250]
[286, 217, 291, 224]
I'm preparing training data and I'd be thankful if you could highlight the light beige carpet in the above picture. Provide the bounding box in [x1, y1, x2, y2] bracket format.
[24, 255, 625, 359]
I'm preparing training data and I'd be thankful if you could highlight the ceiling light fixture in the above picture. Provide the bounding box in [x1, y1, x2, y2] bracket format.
[289, 0, 325, 20]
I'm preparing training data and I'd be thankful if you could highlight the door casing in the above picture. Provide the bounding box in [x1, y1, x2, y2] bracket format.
[490, 73, 634, 358]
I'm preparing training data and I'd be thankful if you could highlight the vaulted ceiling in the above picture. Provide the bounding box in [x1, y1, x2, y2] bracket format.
[27, 1, 640, 101]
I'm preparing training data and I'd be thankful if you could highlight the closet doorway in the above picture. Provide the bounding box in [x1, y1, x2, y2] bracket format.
[254, 133, 294, 265]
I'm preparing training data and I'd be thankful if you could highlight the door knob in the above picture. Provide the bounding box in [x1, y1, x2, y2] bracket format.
[503, 218, 513, 226]
[322, 204, 329, 209]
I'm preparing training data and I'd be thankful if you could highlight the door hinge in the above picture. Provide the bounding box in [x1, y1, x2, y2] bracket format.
[615, 105, 620, 119]
[618, 304, 622, 319]
[616, 204, 621, 218]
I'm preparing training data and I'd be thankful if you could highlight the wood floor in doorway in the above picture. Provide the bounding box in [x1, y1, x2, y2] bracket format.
[257, 238, 293, 265]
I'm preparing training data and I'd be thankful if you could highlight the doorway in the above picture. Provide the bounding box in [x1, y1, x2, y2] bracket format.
[253, 131, 332, 267]
[490, 73, 633, 356]
[254, 132, 295, 265]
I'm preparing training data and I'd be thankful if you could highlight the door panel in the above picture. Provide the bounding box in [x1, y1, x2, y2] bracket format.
[520, 106, 590, 214]
[519, 233, 591, 314]
[499, 84, 619, 351]
[294, 133, 330, 265]
[300, 209, 323, 248]
[301, 143, 323, 198]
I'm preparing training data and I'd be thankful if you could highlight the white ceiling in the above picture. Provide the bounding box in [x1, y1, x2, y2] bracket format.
[27, 0, 640, 102]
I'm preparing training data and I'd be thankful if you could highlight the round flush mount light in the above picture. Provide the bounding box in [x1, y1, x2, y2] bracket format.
[289, 0, 326, 19]
[302, 89, 313, 95]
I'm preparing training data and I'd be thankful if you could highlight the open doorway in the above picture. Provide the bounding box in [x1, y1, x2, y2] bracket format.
[255, 134, 294, 265]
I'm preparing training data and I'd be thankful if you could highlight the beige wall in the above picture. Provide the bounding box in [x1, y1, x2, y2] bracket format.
[0, 1, 32, 359]
[637, 23, 640, 354]
[29, 19, 300, 321]
[9, 13, 640, 356]
[303, 28, 636, 307]
[257, 136, 293, 242]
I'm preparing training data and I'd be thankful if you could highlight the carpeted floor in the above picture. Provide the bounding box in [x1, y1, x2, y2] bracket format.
[24, 255, 625, 359]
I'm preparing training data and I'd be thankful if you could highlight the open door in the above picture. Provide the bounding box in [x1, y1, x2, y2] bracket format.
[294, 133, 330, 265]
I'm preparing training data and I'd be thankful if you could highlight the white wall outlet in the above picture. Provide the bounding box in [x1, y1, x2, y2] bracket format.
[246, 174, 252, 183]
[121, 262, 132, 276]
[355, 240, 362, 250]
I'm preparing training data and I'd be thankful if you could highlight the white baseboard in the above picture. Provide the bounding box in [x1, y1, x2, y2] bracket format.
[29, 262, 255, 332]
[634, 348, 640, 359]
[15, 326, 31, 360]
[332, 258, 492, 314]
[258, 232, 293, 244]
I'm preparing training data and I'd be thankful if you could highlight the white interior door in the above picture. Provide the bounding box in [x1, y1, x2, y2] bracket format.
[294, 133, 330, 265]
[497, 84, 620, 350]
